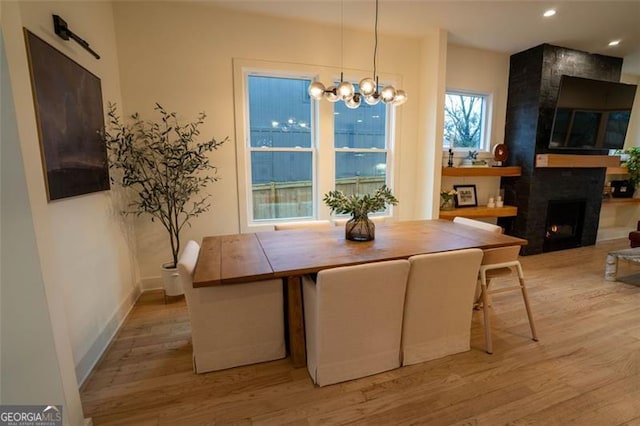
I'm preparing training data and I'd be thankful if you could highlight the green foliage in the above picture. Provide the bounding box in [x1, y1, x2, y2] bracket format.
[323, 185, 398, 218]
[104, 103, 228, 267]
[624, 147, 640, 188]
[440, 189, 457, 202]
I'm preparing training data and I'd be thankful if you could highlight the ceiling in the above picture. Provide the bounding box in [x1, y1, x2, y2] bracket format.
[211, 0, 640, 75]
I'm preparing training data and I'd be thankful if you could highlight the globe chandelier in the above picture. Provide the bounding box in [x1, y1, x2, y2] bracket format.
[307, 0, 407, 109]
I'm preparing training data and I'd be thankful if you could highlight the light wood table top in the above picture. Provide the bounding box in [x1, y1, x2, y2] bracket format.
[193, 219, 526, 287]
[193, 234, 273, 288]
[256, 219, 526, 277]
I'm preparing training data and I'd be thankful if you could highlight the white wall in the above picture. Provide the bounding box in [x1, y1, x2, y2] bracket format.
[112, 2, 440, 282]
[445, 44, 510, 153]
[2, 0, 137, 407]
[1, 6, 77, 423]
[1, 28, 67, 411]
[441, 44, 510, 210]
[415, 30, 448, 219]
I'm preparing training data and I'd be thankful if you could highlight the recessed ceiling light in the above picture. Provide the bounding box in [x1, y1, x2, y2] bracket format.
[609, 40, 621, 46]
[543, 9, 556, 17]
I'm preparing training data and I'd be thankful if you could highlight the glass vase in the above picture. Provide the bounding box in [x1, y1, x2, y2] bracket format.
[345, 215, 375, 242]
[440, 197, 455, 211]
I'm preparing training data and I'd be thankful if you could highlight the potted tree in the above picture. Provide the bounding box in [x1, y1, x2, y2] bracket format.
[104, 103, 228, 297]
[323, 185, 398, 241]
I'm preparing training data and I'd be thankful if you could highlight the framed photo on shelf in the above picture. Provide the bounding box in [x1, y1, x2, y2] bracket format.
[453, 184, 478, 208]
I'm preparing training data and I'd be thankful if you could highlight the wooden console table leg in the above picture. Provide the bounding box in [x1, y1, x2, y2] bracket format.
[286, 276, 306, 367]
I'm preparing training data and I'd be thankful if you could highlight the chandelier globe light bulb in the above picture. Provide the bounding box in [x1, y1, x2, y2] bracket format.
[380, 85, 397, 103]
[364, 94, 381, 105]
[345, 94, 362, 109]
[308, 81, 326, 100]
[337, 81, 355, 100]
[393, 89, 408, 106]
[324, 86, 340, 102]
[359, 77, 377, 96]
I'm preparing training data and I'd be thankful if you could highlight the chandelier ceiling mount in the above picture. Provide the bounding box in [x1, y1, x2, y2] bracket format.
[307, 0, 407, 109]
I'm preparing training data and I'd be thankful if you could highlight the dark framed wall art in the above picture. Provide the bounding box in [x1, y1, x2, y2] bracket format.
[453, 184, 478, 208]
[24, 29, 109, 201]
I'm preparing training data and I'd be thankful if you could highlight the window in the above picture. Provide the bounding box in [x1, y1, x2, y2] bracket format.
[247, 75, 315, 220]
[443, 91, 490, 151]
[334, 84, 390, 213]
[235, 60, 399, 229]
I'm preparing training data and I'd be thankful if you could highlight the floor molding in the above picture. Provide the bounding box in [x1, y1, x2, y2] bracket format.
[76, 284, 141, 386]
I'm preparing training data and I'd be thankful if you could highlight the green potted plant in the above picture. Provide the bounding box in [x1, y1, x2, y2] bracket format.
[624, 147, 640, 192]
[461, 150, 478, 166]
[323, 185, 398, 241]
[104, 103, 228, 297]
[440, 188, 457, 210]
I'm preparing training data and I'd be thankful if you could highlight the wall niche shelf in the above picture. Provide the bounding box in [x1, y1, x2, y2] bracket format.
[442, 166, 521, 177]
[535, 154, 620, 168]
[439, 205, 518, 220]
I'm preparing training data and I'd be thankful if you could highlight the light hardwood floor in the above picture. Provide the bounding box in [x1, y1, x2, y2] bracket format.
[80, 239, 640, 425]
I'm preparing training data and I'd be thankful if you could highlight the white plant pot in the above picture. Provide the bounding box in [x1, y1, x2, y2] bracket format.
[161, 262, 184, 297]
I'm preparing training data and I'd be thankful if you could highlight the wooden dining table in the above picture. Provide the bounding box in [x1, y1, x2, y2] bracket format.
[192, 219, 527, 367]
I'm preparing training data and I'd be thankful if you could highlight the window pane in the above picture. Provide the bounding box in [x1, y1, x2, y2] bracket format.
[443, 93, 485, 149]
[334, 85, 386, 149]
[335, 152, 387, 195]
[248, 75, 311, 148]
[251, 151, 312, 220]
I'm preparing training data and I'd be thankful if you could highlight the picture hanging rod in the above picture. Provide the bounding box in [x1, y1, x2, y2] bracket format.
[53, 15, 100, 60]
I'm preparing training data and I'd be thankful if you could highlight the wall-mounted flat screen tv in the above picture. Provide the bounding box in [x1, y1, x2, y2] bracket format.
[549, 76, 637, 152]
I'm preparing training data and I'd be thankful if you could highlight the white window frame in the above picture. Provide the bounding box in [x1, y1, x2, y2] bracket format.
[245, 72, 318, 224]
[333, 82, 396, 217]
[233, 59, 401, 232]
[442, 89, 493, 153]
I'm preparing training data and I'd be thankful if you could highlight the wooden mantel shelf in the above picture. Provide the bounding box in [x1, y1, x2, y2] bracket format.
[536, 154, 620, 168]
[442, 166, 521, 177]
[606, 166, 628, 175]
[439, 205, 517, 220]
[602, 197, 640, 204]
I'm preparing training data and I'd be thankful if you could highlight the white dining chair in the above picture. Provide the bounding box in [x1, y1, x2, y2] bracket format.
[453, 216, 538, 354]
[402, 249, 484, 365]
[302, 259, 410, 386]
[274, 220, 332, 231]
[178, 240, 286, 373]
[453, 216, 503, 234]
[453, 216, 502, 303]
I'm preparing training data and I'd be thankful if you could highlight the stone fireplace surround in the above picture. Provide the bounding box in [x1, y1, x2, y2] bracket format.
[498, 44, 624, 255]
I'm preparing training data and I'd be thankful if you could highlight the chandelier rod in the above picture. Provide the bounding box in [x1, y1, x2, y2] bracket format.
[373, 0, 378, 80]
[306, 0, 407, 107]
[341, 0, 344, 76]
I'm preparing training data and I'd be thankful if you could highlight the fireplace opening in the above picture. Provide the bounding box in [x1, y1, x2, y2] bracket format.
[543, 199, 586, 252]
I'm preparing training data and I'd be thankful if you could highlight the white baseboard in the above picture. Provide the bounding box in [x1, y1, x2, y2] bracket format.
[597, 226, 632, 242]
[76, 284, 141, 386]
[140, 276, 163, 291]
